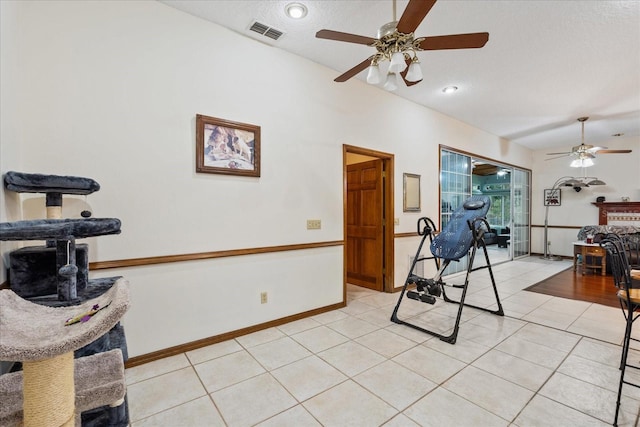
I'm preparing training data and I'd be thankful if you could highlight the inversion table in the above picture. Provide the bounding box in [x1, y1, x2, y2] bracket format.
[391, 195, 504, 344]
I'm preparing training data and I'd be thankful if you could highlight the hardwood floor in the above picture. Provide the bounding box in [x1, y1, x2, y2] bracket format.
[525, 267, 620, 308]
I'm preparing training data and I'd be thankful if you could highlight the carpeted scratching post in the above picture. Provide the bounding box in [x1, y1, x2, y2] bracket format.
[0, 279, 130, 427]
[23, 353, 75, 426]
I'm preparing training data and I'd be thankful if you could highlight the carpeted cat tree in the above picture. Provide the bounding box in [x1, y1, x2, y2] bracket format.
[0, 171, 130, 426]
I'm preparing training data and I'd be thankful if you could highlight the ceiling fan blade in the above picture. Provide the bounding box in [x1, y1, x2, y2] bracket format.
[418, 32, 489, 50]
[334, 56, 374, 82]
[397, 0, 437, 34]
[404, 78, 422, 87]
[586, 146, 606, 152]
[546, 152, 571, 155]
[545, 155, 570, 161]
[315, 29, 377, 45]
[400, 58, 422, 86]
[596, 149, 633, 154]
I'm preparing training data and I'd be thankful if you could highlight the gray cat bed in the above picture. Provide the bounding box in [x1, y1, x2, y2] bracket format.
[0, 217, 121, 302]
[0, 278, 130, 426]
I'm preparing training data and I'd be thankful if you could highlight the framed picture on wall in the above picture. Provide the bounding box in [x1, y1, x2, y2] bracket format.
[403, 173, 421, 212]
[544, 188, 561, 206]
[196, 114, 261, 177]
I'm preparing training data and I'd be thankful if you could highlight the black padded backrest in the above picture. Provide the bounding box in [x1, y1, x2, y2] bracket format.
[430, 196, 490, 261]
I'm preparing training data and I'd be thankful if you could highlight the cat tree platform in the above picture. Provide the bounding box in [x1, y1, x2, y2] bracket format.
[0, 218, 121, 241]
[4, 171, 100, 195]
[0, 278, 130, 426]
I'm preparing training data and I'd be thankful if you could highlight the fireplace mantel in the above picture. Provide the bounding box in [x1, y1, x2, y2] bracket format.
[591, 201, 640, 225]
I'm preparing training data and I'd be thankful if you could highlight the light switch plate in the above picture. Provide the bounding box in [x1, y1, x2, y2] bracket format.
[307, 219, 321, 229]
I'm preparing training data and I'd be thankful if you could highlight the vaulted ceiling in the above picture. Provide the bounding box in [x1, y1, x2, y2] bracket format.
[161, 0, 640, 152]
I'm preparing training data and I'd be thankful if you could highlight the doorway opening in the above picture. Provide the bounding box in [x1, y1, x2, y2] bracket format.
[343, 145, 394, 294]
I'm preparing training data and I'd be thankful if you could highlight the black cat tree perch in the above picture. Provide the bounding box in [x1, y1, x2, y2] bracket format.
[0, 171, 130, 427]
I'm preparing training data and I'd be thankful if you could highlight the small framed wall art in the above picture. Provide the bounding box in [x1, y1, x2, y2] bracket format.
[544, 188, 561, 206]
[403, 173, 421, 212]
[196, 114, 261, 177]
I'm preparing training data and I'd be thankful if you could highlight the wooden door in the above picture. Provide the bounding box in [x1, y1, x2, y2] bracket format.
[346, 159, 384, 291]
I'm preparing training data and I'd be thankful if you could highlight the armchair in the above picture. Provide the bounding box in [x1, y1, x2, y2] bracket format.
[484, 228, 498, 245]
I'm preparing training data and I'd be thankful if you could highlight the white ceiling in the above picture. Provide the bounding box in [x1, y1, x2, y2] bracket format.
[160, 0, 640, 152]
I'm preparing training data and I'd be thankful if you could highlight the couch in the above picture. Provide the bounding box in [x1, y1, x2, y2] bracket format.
[485, 226, 510, 246]
[578, 225, 640, 270]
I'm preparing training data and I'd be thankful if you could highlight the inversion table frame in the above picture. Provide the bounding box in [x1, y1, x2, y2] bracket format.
[391, 196, 504, 344]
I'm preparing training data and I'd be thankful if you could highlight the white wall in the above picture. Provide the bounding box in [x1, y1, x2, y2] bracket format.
[531, 135, 640, 257]
[0, 0, 531, 357]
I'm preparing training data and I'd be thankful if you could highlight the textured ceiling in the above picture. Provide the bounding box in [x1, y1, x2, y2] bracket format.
[160, 0, 640, 152]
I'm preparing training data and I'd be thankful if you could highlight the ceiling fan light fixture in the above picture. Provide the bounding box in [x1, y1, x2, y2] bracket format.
[285, 3, 307, 19]
[388, 51, 407, 73]
[570, 157, 594, 168]
[546, 116, 631, 166]
[383, 72, 398, 91]
[366, 63, 381, 84]
[405, 58, 423, 82]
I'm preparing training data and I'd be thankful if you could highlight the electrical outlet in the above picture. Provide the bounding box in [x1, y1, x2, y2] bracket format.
[307, 219, 321, 229]
[394, 218, 399, 225]
[260, 292, 268, 304]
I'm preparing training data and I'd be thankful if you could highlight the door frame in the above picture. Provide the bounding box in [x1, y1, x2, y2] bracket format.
[343, 144, 394, 294]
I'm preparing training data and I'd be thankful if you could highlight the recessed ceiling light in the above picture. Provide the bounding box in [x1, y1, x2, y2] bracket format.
[285, 3, 307, 19]
[442, 86, 458, 94]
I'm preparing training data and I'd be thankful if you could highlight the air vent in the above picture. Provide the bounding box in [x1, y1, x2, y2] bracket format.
[249, 21, 284, 41]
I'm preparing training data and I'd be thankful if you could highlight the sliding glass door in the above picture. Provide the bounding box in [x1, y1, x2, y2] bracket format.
[511, 168, 531, 258]
[440, 150, 472, 275]
[440, 150, 472, 230]
[439, 147, 531, 274]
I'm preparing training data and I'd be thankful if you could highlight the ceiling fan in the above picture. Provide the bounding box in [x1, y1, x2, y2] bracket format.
[315, 0, 489, 88]
[546, 117, 633, 167]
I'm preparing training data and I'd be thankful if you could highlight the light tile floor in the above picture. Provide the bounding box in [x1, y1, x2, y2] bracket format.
[126, 257, 640, 426]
